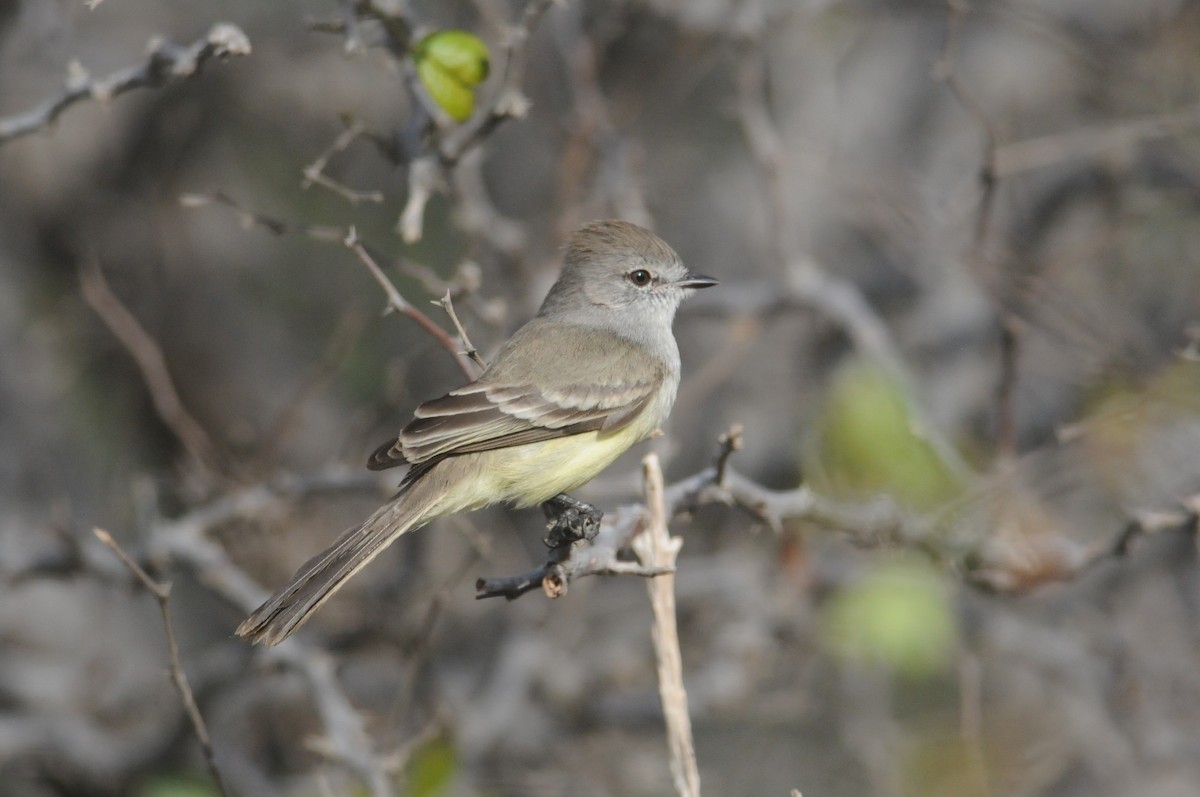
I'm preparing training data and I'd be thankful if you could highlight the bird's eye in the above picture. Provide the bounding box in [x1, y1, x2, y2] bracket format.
[628, 269, 652, 287]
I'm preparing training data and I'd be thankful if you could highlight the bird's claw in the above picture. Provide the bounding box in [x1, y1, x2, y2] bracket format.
[542, 494, 602, 548]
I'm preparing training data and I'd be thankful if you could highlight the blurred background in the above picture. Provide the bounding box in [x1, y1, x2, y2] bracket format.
[2, 0, 1200, 795]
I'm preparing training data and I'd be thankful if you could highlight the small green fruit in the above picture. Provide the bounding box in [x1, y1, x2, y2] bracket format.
[414, 30, 490, 122]
[417, 58, 476, 122]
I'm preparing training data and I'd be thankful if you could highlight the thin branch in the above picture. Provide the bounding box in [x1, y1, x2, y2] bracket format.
[343, 227, 477, 379]
[933, 0, 999, 261]
[301, 118, 386, 205]
[992, 103, 1200, 178]
[79, 257, 227, 480]
[181, 195, 477, 379]
[179, 192, 346, 242]
[713, 423, 743, 486]
[474, 502, 673, 600]
[631, 453, 701, 797]
[129, 469, 400, 796]
[0, 23, 251, 145]
[435, 290, 487, 371]
[475, 424, 926, 602]
[92, 528, 231, 797]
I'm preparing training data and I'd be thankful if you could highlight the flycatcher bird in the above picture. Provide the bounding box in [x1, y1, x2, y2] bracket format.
[237, 220, 717, 645]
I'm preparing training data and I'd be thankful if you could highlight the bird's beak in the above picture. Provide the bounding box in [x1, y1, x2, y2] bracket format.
[675, 273, 719, 289]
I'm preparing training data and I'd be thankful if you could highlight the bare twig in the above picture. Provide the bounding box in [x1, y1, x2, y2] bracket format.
[993, 103, 1200, 178]
[124, 469, 400, 795]
[80, 258, 227, 479]
[398, 157, 441, 243]
[92, 528, 231, 797]
[343, 227, 476, 379]
[302, 119, 385, 205]
[632, 453, 701, 797]
[0, 24, 251, 145]
[933, 0, 999, 264]
[303, 121, 380, 194]
[179, 192, 346, 242]
[181, 195, 478, 378]
[435, 290, 487, 371]
[714, 423, 743, 485]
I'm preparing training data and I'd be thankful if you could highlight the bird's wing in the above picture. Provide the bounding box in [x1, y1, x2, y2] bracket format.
[367, 321, 670, 473]
[366, 374, 661, 471]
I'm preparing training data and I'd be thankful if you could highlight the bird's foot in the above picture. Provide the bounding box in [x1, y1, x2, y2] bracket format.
[542, 493, 603, 548]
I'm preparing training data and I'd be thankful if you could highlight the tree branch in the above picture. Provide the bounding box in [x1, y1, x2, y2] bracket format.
[92, 528, 231, 797]
[79, 257, 228, 480]
[343, 227, 478, 379]
[0, 23, 251, 145]
[632, 453, 701, 797]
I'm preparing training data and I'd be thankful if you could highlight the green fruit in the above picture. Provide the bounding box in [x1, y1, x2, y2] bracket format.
[823, 559, 956, 679]
[414, 30, 490, 123]
[811, 361, 963, 510]
[417, 58, 476, 122]
[418, 30, 490, 86]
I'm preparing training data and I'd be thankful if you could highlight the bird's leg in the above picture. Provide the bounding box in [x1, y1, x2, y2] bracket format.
[541, 493, 603, 547]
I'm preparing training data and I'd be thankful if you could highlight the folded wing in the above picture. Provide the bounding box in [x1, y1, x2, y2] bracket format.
[366, 376, 659, 473]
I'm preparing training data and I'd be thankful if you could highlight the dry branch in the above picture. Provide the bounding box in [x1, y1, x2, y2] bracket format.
[93, 528, 231, 797]
[0, 23, 250, 145]
[343, 227, 477, 379]
[80, 257, 227, 480]
[632, 453, 701, 797]
[435, 290, 487, 371]
[135, 469, 398, 796]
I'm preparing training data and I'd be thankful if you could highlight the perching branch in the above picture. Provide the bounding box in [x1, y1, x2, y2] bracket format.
[0, 23, 251, 145]
[476, 425, 924, 602]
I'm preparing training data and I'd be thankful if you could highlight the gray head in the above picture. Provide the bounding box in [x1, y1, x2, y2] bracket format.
[538, 220, 717, 325]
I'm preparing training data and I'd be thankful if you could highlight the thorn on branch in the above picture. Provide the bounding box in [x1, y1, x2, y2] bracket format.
[435, 290, 487, 371]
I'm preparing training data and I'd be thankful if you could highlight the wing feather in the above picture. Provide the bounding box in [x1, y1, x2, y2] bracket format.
[366, 322, 668, 472]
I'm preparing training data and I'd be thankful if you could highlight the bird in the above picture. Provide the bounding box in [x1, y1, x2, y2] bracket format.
[236, 220, 717, 645]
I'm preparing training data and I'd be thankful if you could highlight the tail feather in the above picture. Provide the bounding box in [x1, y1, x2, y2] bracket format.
[236, 479, 438, 646]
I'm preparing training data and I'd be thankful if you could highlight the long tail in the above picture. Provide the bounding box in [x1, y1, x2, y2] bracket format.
[236, 476, 441, 646]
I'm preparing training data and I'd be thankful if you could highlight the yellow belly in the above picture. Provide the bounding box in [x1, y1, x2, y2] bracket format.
[482, 429, 640, 507]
